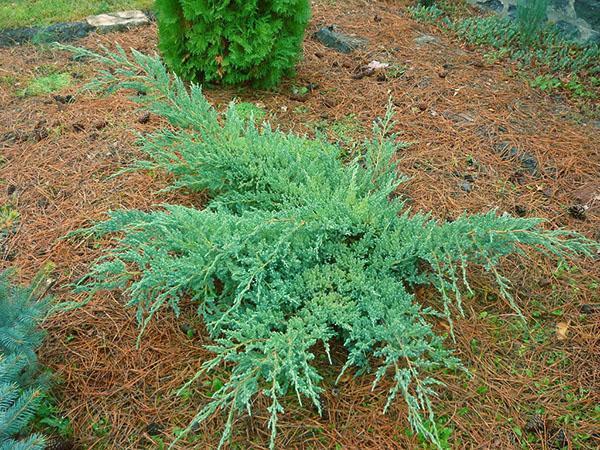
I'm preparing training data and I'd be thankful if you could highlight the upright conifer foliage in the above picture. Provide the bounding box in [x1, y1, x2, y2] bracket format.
[155, 0, 311, 88]
[0, 271, 50, 450]
[61, 44, 598, 449]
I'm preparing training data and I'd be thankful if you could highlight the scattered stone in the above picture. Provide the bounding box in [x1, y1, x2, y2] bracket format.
[514, 205, 527, 217]
[459, 180, 473, 192]
[524, 415, 545, 433]
[0, 22, 92, 48]
[493, 141, 539, 176]
[579, 304, 599, 314]
[86, 10, 149, 32]
[145, 422, 163, 436]
[137, 112, 151, 124]
[568, 204, 587, 220]
[414, 34, 439, 45]
[53, 94, 75, 104]
[314, 26, 368, 53]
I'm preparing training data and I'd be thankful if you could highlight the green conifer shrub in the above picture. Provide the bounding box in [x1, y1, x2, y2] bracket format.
[61, 44, 598, 449]
[0, 271, 50, 450]
[154, 0, 311, 88]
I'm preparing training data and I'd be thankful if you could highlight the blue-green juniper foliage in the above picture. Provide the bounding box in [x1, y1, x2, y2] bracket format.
[0, 271, 50, 450]
[61, 44, 598, 449]
[155, 0, 311, 88]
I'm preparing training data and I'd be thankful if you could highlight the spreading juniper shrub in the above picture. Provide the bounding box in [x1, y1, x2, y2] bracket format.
[60, 44, 598, 449]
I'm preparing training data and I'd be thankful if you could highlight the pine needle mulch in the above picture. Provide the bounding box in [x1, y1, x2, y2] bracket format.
[0, 0, 598, 448]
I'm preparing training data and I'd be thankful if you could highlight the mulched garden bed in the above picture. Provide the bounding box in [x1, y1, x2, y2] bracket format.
[0, 0, 598, 448]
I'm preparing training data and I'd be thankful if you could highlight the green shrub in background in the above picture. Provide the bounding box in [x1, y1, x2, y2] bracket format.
[60, 44, 598, 449]
[155, 0, 311, 88]
[0, 271, 51, 450]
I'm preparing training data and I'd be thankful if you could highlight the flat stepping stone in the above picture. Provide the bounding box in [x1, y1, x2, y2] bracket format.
[86, 10, 149, 32]
[314, 26, 368, 53]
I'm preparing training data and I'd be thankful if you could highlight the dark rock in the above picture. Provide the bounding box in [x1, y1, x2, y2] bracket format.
[0, 22, 93, 48]
[579, 304, 598, 314]
[314, 26, 368, 53]
[37, 198, 49, 209]
[568, 204, 587, 220]
[6, 185, 17, 196]
[575, 0, 600, 30]
[514, 205, 527, 217]
[493, 141, 539, 176]
[473, 0, 504, 12]
[137, 112, 151, 124]
[555, 20, 581, 41]
[145, 422, 163, 436]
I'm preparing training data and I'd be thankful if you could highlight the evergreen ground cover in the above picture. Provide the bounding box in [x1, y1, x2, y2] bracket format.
[62, 44, 598, 449]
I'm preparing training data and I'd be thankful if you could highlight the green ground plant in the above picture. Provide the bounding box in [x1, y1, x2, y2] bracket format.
[18, 73, 71, 97]
[408, 4, 600, 98]
[60, 44, 598, 449]
[0, 271, 51, 449]
[0, 0, 153, 30]
[155, 0, 311, 88]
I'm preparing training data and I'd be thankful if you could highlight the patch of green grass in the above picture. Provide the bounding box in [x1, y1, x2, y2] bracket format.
[0, 0, 154, 30]
[18, 72, 71, 97]
[232, 101, 266, 123]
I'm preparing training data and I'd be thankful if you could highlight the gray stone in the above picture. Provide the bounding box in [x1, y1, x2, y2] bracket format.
[459, 180, 474, 192]
[468, 0, 600, 43]
[493, 141, 539, 176]
[414, 34, 439, 45]
[0, 22, 92, 47]
[314, 26, 368, 53]
[86, 10, 149, 32]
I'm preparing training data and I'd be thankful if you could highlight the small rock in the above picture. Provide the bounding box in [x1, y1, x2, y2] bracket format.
[6, 185, 17, 196]
[414, 34, 439, 45]
[514, 205, 527, 217]
[539, 278, 552, 287]
[314, 26, 368, 53]
[36, 198, 49, 209]
[579, 304, 598, 314]
[493, 141, 539, 176]
[438, 69, 448, 78]
[459, 180, 473, 192]
[137, 112, 151, 124]
[86, 10, 149, 32]
[568, 204, 587, 220]
[145, 422, 163, 436]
